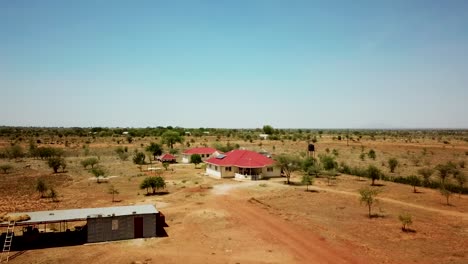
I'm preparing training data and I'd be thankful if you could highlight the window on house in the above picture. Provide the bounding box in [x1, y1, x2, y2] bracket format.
[226, 167, 231, 172]
[112, 219, 119, 230]
[267, 167, 273, 172]
[215, 166, 218, 170]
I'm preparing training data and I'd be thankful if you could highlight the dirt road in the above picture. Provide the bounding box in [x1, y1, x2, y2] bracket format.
[211, 183, 366, 263]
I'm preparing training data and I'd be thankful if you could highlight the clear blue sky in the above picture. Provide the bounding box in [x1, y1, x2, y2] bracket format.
[1, 0, 467, 128]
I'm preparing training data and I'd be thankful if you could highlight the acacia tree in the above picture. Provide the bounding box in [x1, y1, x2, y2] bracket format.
[440, 187, 452, 205]
[47, 157, 66, 173]
[407, 175, 421, 193]
[161, 131, 183, 149]
[133, 151, 146, 170]
[275, 154, 301, 184]
[262, 125, 274, 135]
[140, 176, 166, 195]
[367, 165, 381, 186]
[388, 158, 398, 173]
[301, 174, 314, 191]
[417, 167, 433, 185]
[108, 185, 119, 202]
[359, 187, 380, 218]
[398, 213, 413, 231]
[146, 142, 163, 160]
[435, 162, 456, 184]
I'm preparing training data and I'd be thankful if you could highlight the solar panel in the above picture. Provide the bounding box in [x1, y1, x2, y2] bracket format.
[216, 154, 226, 159]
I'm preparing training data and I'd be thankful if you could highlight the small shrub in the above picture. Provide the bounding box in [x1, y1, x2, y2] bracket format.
[368, 149, 376, 160]
[398, 213, 413, 231]
[36, 179, 48, 198]
[81, 157, 99, 169]
[0, 164, 13, 174]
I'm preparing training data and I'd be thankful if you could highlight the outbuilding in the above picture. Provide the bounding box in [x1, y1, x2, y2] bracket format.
[1, 204, 162, 249]
[181, 147, 219, 163]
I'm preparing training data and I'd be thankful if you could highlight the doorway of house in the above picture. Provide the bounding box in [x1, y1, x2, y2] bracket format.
[134, 217, 143, 238]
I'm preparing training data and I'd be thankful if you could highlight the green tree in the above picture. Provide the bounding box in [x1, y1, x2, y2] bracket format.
[368, 149, 376, 160]
[454, 171, 466, 197]
[301, 174, 314, 191]
[359, 187, 380, 218]
[435, 162, 456, 184]
[367, 165, 381, 186]
[301, 157, 317, 174]
[162, 162, 170, 171]
[0, 164, 13, 174]
[47, 157, 66, 173]
[190, 154, 203, 167]
[407, 175, 421, 193]
[161, 131, 183, 149]
[91, 166, 107, 183]
[440, 187, 452, 205]
[275, 154, 301, 184]
[133, 152, 146, 166]
[36, 179, 48, 198]
[262, 125, 274, 135]
[319, 155, 338, 171]
[108, 185, 119, 202]
[146, 142, 163, 160]
[417, 167, 433, 185]
[398, 213, 413, 231]
[140, 176, 166, 194]
[388, 158, 399, 173]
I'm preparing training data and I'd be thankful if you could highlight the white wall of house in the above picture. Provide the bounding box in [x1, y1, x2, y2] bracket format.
[262, 166, 281, 178]
[206, 164, 237, 178]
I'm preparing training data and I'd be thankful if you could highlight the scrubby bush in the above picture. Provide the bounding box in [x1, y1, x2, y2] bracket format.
[0, 164, 13, 174]
[319, 155, 338, 171]
[36, 179, 48, 198]
[388, 158, 398, 173]
[190, 154, 202, 167]
[133, 152, 146, 166]
[47, 157, 66, 173]
[368, 149, 376, 160]
[81, 157, 99, 169]
[91, 166, 107, 183]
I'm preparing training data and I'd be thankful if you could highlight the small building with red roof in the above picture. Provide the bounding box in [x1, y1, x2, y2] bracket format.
[181, 147, 219, 163]
[204, 149, 280, 180]
[157, 153, 176, 163]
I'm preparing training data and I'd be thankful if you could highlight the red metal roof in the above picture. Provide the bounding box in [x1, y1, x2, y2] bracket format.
[205, 150, 274, 168]
[183, 147, 218, 155]
[159, 153, 176, 161]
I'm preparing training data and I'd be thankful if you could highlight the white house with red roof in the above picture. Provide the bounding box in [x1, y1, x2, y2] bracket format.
[204, 149, 280, 180]
[181, 147, 219, 163]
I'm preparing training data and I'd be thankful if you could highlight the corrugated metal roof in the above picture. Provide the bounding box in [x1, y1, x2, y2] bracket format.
[1, 204, 158, 225]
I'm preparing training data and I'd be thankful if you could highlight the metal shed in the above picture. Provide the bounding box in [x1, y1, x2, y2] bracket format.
[1, 204, 159, 244]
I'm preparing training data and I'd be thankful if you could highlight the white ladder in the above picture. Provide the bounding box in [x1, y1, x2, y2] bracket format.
[0, 221, 15, 263]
